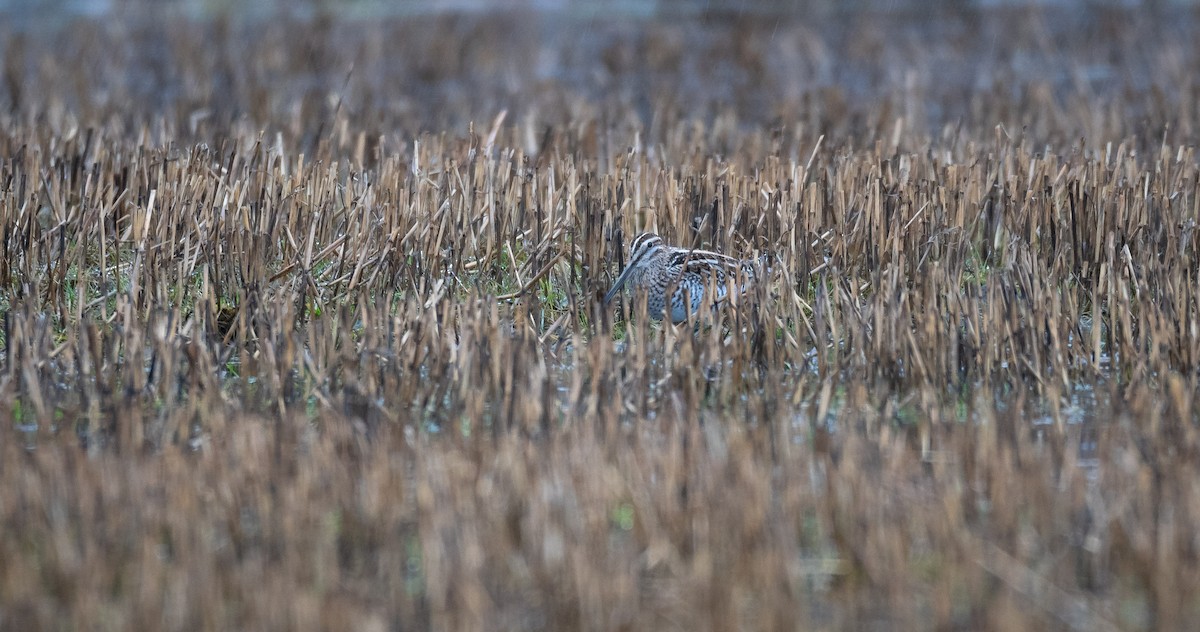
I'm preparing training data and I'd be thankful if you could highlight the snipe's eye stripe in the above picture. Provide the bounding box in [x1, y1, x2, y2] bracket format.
[630, 233, 661, 253]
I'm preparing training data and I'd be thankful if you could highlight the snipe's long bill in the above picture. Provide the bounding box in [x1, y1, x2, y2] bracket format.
[603, 232, 763, 324]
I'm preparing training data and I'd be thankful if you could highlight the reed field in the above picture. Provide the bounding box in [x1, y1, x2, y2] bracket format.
[2, 4, 1200, 630]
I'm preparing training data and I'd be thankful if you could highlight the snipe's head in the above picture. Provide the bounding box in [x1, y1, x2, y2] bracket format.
[603, 232, 665, 304]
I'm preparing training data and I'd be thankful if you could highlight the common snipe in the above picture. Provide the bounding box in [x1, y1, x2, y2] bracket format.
[603, 232, 764, 324]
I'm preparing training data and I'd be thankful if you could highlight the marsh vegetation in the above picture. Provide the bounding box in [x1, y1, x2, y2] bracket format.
[1, 5, 1198, 630]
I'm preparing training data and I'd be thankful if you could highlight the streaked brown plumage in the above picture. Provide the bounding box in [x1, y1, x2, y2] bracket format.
[603, 232, 763, 323]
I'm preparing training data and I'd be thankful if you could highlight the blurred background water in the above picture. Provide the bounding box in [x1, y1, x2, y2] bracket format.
[0, 0, 1192, 143]
[0, 0, 1193, 23]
